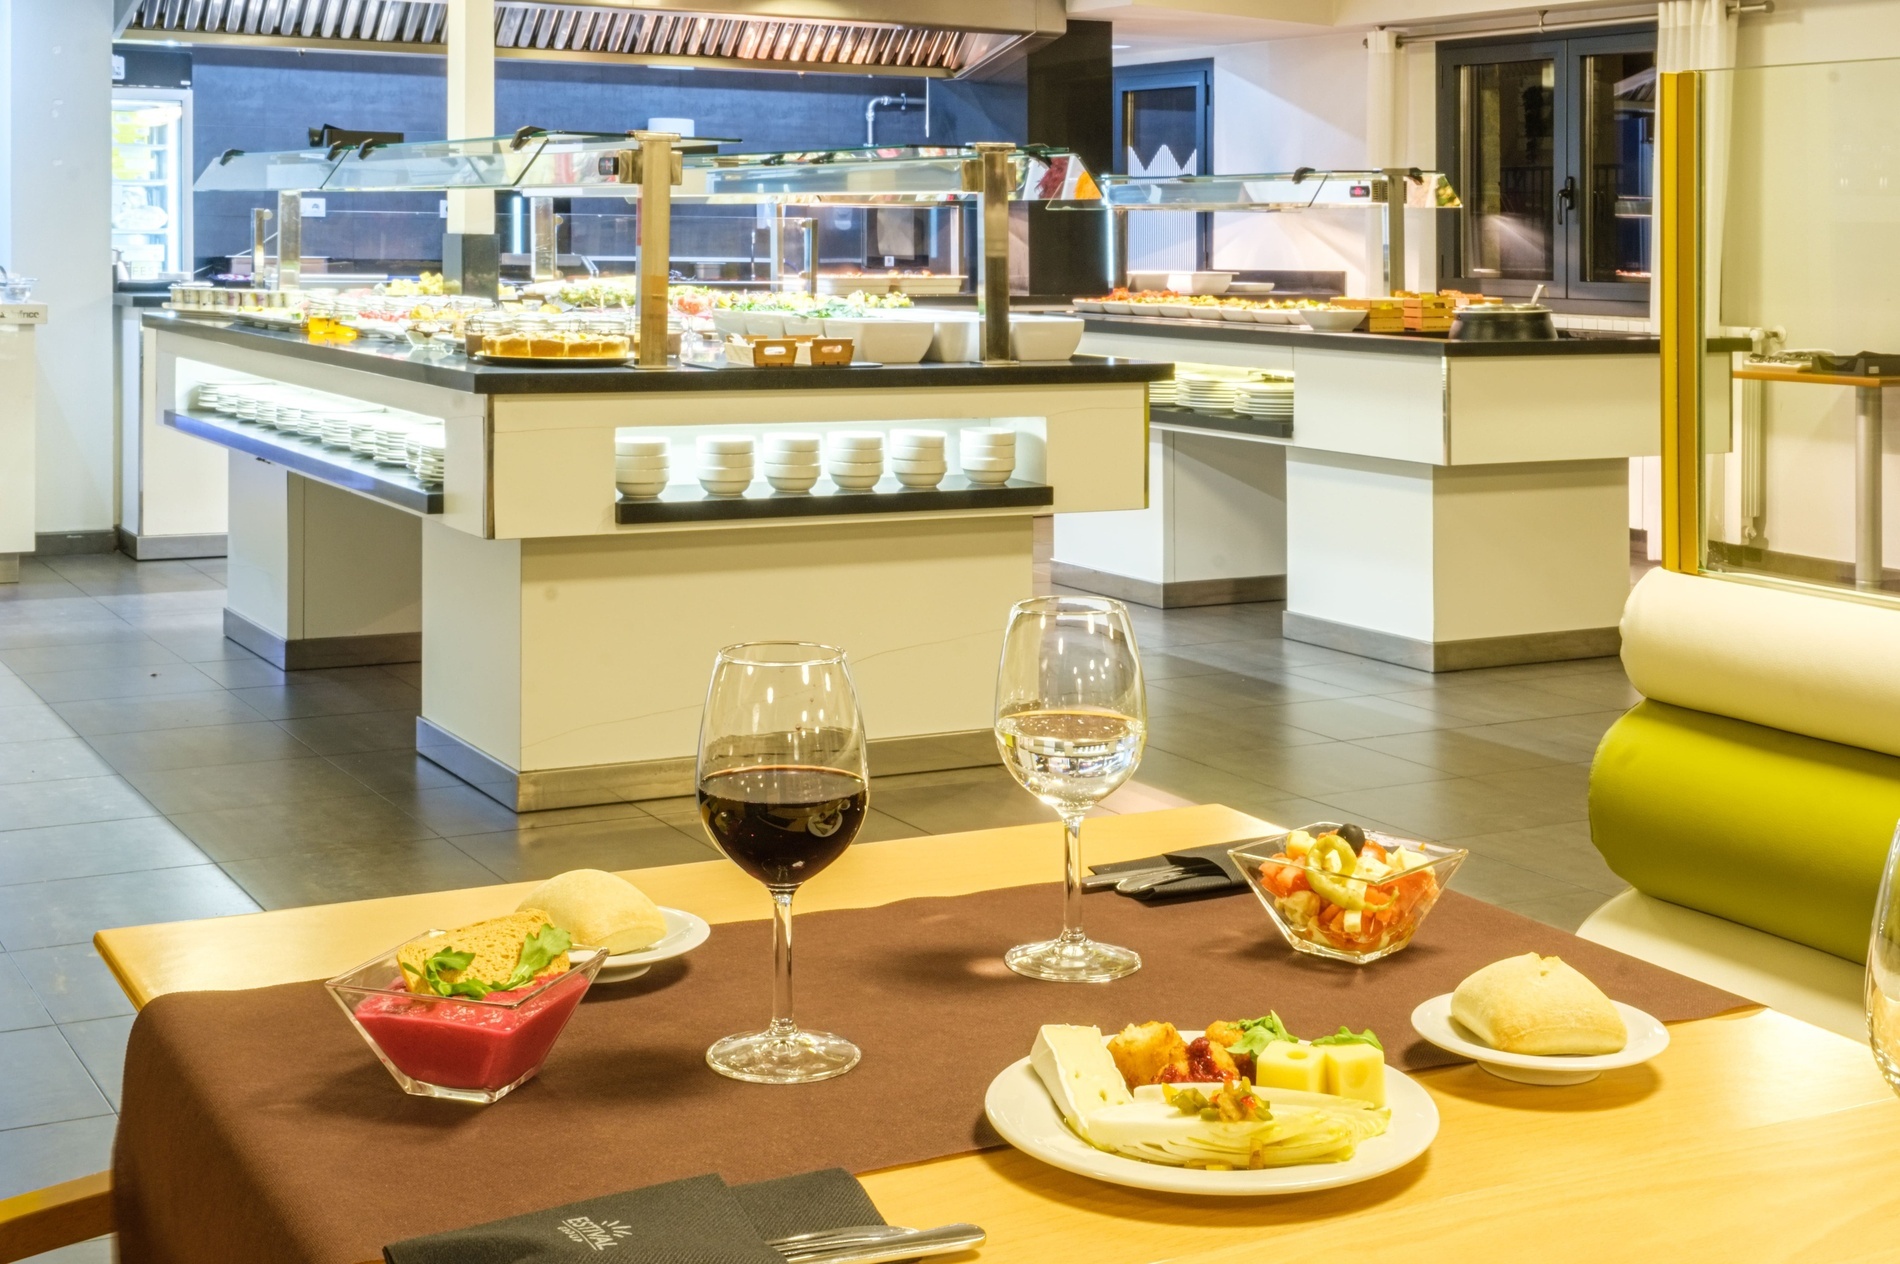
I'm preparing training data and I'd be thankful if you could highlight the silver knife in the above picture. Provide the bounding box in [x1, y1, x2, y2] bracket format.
[1082, 864, 1176, 892]
[774, 1223, 986, 1264]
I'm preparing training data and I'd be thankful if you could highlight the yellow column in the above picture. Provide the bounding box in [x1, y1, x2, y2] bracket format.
[1658, 70, 1702, 575]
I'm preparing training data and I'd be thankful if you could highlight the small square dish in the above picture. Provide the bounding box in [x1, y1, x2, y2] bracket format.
[1231, 823, 1466, 965]
[326, 934, 606, 1104]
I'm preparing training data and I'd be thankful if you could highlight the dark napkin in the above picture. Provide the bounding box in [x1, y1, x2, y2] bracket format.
[384, 1169, 881, 1264]
[1088, 839, 1263, 901]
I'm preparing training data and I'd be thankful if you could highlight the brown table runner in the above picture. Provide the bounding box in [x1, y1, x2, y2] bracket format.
[114, 884, 1744, 1264]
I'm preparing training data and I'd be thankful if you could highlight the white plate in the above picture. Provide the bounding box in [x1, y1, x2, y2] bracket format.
[1409, 994, 1669, 1085]
[594, 908, 711, 984]
[984, 1031, 1438, 1196]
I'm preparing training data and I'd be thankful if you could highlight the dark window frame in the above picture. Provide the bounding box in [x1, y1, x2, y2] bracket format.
[1436, 24, 1656, 312]
[1112, 58, 1214, 270]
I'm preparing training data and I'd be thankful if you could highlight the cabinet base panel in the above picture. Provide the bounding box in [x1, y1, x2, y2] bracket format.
[117, 528, 228, 561]
[1051, 562, 1286, 609]
[224, 608, 422, 672]
[0, 555, 17, 584]
[1282, 611, 1621, 673]
[418, 716, 1000, 813]
[32, 531, 117, 556]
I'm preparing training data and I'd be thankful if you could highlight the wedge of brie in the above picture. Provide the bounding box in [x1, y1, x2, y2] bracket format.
[1031, 1024, 1131, 1137]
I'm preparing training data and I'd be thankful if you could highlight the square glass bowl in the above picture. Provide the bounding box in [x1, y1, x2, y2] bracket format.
[326, 935, 606, 1104]
[1230, 824, 1467, 964]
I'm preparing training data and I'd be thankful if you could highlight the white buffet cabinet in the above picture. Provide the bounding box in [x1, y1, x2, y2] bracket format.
[148, 314, 1159, 810]
[1063, 319, 1662, 671]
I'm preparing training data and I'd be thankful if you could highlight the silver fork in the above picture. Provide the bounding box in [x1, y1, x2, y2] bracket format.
[769, 1222, 985, 1264]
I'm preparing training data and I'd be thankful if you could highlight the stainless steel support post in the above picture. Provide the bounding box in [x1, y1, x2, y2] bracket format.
[528, 196, 558, 283]
[1111, 207, 1129, 291]
[1857, 383, 1884, 590]
[1380, 167, 1408, 297]
[632, 131, 681, 369]
[798, 219, 817, 296]
[274, 191, 302, 291]
[250, 208, 271, 284]
[967, 141, 1015, 363]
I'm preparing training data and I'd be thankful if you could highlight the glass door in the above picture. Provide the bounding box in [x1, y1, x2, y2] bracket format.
[1445, 40, 1564, 296]
[1571, 33, 1656, 299]
[111, 88, 192, 278]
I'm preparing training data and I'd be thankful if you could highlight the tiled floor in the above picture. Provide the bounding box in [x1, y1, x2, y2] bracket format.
[0, 549, 1637, 1253]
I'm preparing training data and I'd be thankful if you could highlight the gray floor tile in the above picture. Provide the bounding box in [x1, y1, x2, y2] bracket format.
[227, 673, 420, 721]
[1349, 727, 1566, 777]
[275, 709, 419, 756]
[15, 662, 225, 704]
[1506, 889, 1617, 933]
[1455, 710, 1628, 765]
[0, 620, 141, 652]
[219, 839, 502, 910]
[325, 748, 464, 796]
[0, 675, 45, 707]
[186, 655, 290, 689]
[0, 639, 182, 676]
[1520, 671, 1645, 710]
[869, 774, 1058, 835]
[0, 738, 117, 786]
[61, 1015, 134, 1111]
[166, 793, 440, 863]
[448, 816, 719, 882]
[0, 955, 53, 1031]
[0, 866, 259, 951]
[51, 691, 268, 736]
[0, 1027, 112, 1129]
[123, 755, 370, 814]
[0, 1116, 117, 1201]
[0, 776, 158, 833]
[1446, 820, 1630, 897]
[0, 817, 209, 886]
[1137, 650, 1226, 681]
[1445, 852, 1593, 906]
[0, 704, 76, 744]
[374, 785, 646, 839]
[1380, 680, 1609, 725]
[1145, 707, 1333, 754]
[382, 661, 423, 687]
[1472, 762, 1594, 803]
[1318, 775, 1587, 841]
[1259, 695, 1448, 741]
[1198, 740, 1452, 797]
[11, 945, 136, 1023]
[85, 721, 318, 776]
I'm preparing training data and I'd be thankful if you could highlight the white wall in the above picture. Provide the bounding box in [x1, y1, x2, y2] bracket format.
[0, 0, 115, 538]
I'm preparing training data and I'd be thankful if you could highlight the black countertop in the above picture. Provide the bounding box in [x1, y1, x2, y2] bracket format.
[142, 312, 1170, 394]
[1080, 313, 1662, 358]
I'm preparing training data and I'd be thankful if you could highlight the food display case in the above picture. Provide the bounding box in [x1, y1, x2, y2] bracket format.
[1663, 56, 1900, 602]
[112, 88, 192, 279]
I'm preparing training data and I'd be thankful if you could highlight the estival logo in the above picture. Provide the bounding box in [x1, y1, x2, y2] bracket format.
[554, 1216, 635, 1251]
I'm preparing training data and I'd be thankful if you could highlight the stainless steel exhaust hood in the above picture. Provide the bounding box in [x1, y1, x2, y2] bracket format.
[117, 0, 1062, 78]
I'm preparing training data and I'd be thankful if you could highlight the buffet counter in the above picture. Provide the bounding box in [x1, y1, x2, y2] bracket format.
[1063, 316, 1664, 671]
[145, 313, 1164, 809]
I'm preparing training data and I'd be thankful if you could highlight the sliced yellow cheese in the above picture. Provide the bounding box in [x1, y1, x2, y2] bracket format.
[1320, 1042, 1385, 1108]
[1254, 1041, 1327, 1094]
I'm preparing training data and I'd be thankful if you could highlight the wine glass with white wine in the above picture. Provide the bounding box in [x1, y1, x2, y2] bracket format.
[994, 595, 1147, 983]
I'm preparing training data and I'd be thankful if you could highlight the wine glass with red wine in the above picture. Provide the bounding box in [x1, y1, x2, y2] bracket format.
[995, 595, 1147, 983]
[697, 641, 868, 1084]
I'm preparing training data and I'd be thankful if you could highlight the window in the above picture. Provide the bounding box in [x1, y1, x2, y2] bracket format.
[1113, 59, 1213, 270]
[1438, 28, 1656, 307]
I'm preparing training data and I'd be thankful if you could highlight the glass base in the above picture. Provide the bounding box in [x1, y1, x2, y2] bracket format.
[1005, 935, 1141, 983]
[706, 1026, 861, 1084]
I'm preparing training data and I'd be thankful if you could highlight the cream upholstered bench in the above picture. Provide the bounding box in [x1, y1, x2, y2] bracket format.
[1580, 568, 1900, 1039]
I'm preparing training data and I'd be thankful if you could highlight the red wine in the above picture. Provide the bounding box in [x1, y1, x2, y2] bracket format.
[698, 765, 868, 887]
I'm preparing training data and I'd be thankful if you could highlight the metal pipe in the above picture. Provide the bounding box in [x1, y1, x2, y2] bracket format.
[633, 130, 680, 369]
[274, 190, 302, 291]
[968, 141, 1015, 363]
[865, 91, 912, 146]
[1857, 383, 1884, 590]
[528, 196, 558, 282]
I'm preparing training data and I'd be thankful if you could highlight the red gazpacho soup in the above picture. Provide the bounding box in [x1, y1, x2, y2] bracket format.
[353, 969, 589, 1091]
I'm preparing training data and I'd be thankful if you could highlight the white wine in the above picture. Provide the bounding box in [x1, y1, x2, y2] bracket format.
[996, 708, 1145, 811]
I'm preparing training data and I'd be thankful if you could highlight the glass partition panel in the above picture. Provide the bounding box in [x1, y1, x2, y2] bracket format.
[324, 134, 551, 192]
[1699, 56, 1900, 601]
[194, 148, 339, 193]
[1098, 170, 1459, 212]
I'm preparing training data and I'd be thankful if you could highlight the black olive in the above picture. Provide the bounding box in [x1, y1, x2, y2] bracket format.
[1336, 823, 1367, 853]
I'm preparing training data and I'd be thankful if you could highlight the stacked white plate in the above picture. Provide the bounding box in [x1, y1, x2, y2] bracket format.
[761, 432, 822, 494]
[373, 421, 415, 466]
[615, 433, 671, 499]
[697, 434, 754, 496]
[889, 429, 948, 489]
[959, 427, 1017, 486]
[827, 431, 884, 491]
[409, 426, 447, 485]
[1233, 379, 1294, 422]
[192, 383, 234, 413]
[350, 418, 382, 457]
[1176, 375, 1240, 413]
[1148, 379, 1178, 407]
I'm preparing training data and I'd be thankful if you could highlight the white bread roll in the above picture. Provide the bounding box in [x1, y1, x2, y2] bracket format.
[1450, 953, 1628, 1055]
[518, 869, 668, 954]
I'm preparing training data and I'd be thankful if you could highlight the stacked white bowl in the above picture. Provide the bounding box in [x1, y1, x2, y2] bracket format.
[615, 433, 671, 499]
[889, 429, 948, 489]
[827, 432, 885, 491]
[762, 432, 823, 493]
[959, 427, 1017, 486]
[696, 434, 755, 496]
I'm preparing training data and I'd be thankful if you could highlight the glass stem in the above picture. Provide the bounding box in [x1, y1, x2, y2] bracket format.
[769, 887, 796, 1038]
[1060, 810, 1088, 950]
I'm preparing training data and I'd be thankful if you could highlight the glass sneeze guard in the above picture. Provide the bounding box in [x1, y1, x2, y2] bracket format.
[1097, 169, 1461, 212]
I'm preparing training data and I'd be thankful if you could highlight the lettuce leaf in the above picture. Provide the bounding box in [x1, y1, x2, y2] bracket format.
[501, 924, 573, 992]
[1310, 1026, 1383, 1051]
[1227, 1012, 1297, 1057]
[401, 925, 572, 1000]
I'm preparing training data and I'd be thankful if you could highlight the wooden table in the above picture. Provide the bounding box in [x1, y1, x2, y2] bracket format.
[1735, 362, 1900, 590]
[90, 804, 1900, 1263]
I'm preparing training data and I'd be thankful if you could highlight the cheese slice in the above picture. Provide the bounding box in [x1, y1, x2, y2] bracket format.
[1031, 1025, 1132, 1136]
[1321, 1043, 1385, 1107]
[1254, 1041, 1328, 1094]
